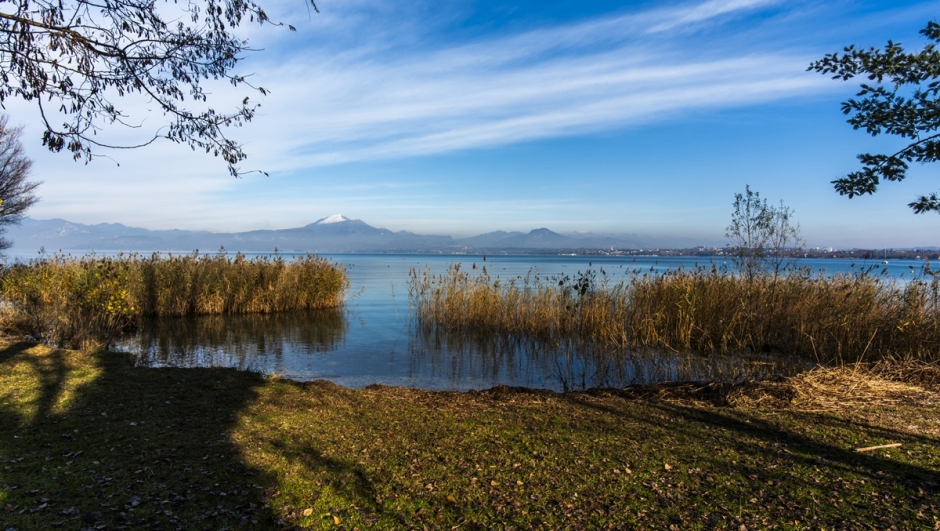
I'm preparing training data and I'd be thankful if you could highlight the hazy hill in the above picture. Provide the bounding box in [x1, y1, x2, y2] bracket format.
[4, 216, 720, 254]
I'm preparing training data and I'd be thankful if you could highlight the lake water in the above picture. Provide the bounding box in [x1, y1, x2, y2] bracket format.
[7, 250, 926, 390]
[87, 253, 927, 391]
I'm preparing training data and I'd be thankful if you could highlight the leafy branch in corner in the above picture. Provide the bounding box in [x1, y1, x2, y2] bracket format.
[808, 21, 940, 213]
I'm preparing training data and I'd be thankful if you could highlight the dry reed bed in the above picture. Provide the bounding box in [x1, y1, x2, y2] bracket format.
[725, 361, 940, 413]
[595, 361, 939, 417]
[0, 252, 347, 348]
[410, 264, 940, 364]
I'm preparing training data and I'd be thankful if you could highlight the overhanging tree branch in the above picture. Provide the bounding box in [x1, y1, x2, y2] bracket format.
[0, 0, 316, 176]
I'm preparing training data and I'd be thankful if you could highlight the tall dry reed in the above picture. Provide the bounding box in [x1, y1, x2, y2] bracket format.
[409, 263, 940, 363]
[0, 252, 346, 348]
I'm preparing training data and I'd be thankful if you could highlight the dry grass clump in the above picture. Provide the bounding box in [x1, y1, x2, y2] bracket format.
[727, 362, 940, 411]
[607, 361, 940, 413]
[410, 263, 940, 364]
[0, 252, 346, 348]
[790, 365, 925, 409]
[870, 360, 940, 391]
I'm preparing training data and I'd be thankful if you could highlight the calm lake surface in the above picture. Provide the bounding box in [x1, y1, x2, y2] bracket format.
[81, 252, 927, 391]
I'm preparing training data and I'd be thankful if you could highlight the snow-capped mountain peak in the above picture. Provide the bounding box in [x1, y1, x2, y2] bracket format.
[315, 214, 350, 224]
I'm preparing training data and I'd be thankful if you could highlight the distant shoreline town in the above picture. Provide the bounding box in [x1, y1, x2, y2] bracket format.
[466, 247, 940, 261]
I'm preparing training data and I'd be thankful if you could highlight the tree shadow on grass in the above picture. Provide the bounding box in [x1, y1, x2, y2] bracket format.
[647, 400, 940, 481]
[255, 380, 400, 527]
[567, 389, 940, 528]
[0, 342, 71, 425]
[245, 380, 484, 529]
[0, 342, 285, 529]
[0, 340, 39, 365]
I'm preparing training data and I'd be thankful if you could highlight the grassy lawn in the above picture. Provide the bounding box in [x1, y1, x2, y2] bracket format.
[1, 341, 938, 530]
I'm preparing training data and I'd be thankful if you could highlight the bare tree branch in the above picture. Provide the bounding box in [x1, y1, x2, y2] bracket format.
[0, 0, 316, 176]
[0, 114, 40, 251]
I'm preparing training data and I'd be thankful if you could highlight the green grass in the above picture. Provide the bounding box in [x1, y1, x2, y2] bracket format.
[0, 252, 347, 348]
[411, 263, 940, 364]
[1, 341, 938, 529]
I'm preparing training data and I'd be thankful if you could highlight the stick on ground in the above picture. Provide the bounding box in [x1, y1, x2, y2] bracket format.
[855, 443, 902, 453]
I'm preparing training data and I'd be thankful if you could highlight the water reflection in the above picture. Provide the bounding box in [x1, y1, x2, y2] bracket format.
[122, 307, 806, 391]
[410, 326, 809, 391]
[126, 308, 347, 373]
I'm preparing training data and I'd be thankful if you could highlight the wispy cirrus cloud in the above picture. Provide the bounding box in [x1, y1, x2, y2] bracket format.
[644, 0, 781, 33]
[236, 0, 822, 171]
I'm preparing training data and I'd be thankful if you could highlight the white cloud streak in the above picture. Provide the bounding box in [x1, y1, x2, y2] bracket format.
[233, 0, 823, 171]
[645, 0, 781, 33]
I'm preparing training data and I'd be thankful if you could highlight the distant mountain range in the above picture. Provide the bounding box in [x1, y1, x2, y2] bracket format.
[4, 215, 719, 254]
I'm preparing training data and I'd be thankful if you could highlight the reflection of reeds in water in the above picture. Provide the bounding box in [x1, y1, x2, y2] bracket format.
[410, 328, 547, 388]
[128, 308, 347, 372]
[410, 263, 940, 365]
[410, 326, 806, 391]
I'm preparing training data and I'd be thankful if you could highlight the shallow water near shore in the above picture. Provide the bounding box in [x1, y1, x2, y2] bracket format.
[102, 253, 925, 391]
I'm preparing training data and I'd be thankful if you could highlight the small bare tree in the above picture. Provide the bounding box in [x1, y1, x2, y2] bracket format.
[726, 185, 803, 281]
[726, 186, 804, 354]
[765, 198, 804, 280]
[0, 115, 40, 251]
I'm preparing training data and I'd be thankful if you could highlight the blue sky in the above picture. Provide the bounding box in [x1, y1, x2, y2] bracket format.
[8, 0, 940, 248]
